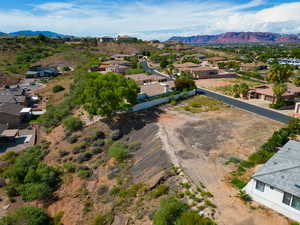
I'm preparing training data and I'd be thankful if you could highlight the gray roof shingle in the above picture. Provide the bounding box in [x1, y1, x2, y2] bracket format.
[253, 140, 300, 197]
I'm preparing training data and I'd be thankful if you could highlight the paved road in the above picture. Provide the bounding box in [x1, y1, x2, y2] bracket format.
[197, 88, 293, 124]
[140, 60, 172, 79]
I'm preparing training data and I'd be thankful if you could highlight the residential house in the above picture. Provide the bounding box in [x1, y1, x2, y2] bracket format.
[204, 57, 226, 66]
[0, 88, 27, 106]
[0, 103, 28, 128]
[173, 62, 200, 70]
[244, 140, 300, 223]
[138, 81, 175, 99]
[178, 67, 219, 79]
[111, 54, 135, 61]
[248, 83, 300, 102]
[99, 36, 115, 43]
[26, 66, 59, 78]
[97, 60, 132, 74]
[117, 35, 138, 42]
[125, 74, 167, 85]
[241, 62, 268, 72]
[278, 58, 300, 66]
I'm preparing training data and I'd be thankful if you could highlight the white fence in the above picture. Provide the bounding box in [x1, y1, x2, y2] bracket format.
[131, 90, 196, 112]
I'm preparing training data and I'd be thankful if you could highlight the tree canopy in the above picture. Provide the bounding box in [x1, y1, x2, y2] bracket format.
[175, 78, 196, 92]
[272, 83, 287, 104]
[0, 206, 53, 225]
[267, 64, 294, 83]
[79, 73, 140, 118]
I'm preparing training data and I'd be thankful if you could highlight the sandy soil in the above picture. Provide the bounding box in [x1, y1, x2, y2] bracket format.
[195, 78, 237, 90]
[158, 106, 288, 225]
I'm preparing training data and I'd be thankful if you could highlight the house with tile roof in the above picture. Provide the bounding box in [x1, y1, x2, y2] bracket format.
[244, 140, 300, 222]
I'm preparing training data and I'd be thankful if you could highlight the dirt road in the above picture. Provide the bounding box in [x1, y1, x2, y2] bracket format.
[158, 106, 288, 225]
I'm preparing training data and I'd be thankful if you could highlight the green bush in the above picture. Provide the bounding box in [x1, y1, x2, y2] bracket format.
[52, 85, 65, 93]
[63, 116, 83, 132]
[92, 214, 114, 225]
[153, 197, 216, 225]
[38, 96, 76, 128]
[3, 146, 60, 201]
[175, 211, 216, 225]
[153, 197, 189, 225]
[0, 206, 53, 225]
[150, 185, 169, 199]
[108, 142, 128, 162]
[231, 178, 247, 189]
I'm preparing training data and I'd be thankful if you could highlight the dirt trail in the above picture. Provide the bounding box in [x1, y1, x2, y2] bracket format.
[158, 107, 288, 225]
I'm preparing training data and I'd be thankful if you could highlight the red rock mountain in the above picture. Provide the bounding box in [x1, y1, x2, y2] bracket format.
[168, 32, 300, 43]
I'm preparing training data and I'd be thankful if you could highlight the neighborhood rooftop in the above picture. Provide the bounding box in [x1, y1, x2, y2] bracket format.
[253, 140, 300, 197]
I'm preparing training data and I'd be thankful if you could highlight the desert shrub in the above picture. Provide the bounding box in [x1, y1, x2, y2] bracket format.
[0, 205, 53, 225]
[77, 169, 92, 179]
[231, 178, 247, 189]
[53, 211, 64, 225]
[63, 116, 83, 132]
[92, 213, 114, 225]
[66, 135, 78, 144]
[204, 200, 216, 208]
[63, 163, 76, 173]
[109, 185, 121, 196]
[238, 190, 252, 202]
[108, 142, 128, 162]
[175, 210, 216, 225]
[128, 141, 142, 152]
[52, 85, 65, 93]
[150, 184, 169, 199]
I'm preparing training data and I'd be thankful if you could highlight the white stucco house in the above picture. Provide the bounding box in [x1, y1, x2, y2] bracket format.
[244, 140, 300, 222]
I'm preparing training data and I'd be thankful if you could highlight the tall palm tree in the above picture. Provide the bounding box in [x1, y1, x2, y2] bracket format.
[267, 64, 294, 83]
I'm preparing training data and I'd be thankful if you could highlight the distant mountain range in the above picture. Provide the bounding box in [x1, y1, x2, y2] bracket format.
[168, 32, 300, 44]
[0, 30, 65, 37]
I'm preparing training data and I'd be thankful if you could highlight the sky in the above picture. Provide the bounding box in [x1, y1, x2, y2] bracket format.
[1, 0, 300, 40]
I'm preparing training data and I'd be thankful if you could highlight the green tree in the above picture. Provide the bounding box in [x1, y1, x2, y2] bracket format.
[272, 83, 287, 104]
[293, 76, 300, 87]
[238, 83, 249, 98]
[267, 64, 293, 83]
[79, 73, 140, 118]
[0, 206, 52, 225]
[175, 78, 196, 92]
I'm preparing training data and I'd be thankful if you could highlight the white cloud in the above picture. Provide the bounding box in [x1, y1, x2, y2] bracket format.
[0, 0, 300, 40]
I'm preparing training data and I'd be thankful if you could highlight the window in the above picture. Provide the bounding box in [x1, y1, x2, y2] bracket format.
[255, 180, 265, 192]
[270, 186, 274, 190]
[283, 192, 292, 205]
[292, 196, 300, 211]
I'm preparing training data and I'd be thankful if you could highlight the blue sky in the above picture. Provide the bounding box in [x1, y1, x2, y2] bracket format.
[1, 0, 300, 40]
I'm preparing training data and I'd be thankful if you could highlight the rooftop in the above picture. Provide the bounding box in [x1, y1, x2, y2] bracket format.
[179, 67, 219, 72]
[251, 83, 300, 97]
[140, 81, 175, 97]
[253, 140, 300, 197]
[125, 74, 166, 82]
[0, 103, 24, 116]
[173, 62, 200, 68]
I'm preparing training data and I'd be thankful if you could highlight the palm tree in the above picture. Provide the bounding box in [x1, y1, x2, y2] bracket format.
[238, 83, 249, 98]
[272, 83, 287, 104]
[267, 64, 294, 83]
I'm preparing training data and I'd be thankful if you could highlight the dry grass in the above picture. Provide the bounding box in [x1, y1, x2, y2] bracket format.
[34, 75, 73, 105]
[181, 96, 225, 113]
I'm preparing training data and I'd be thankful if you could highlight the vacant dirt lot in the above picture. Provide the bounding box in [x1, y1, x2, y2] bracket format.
[195, 78, 260, 90]
[158, 103, 287, 225]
